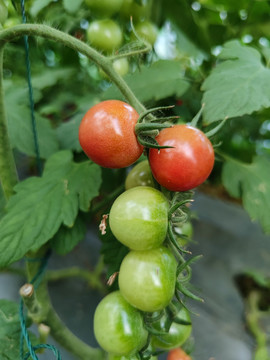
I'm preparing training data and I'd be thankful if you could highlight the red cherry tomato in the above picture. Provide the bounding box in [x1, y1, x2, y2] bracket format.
[148, 124, 214, 191]
[167, 348, 192, 360]
[79, 100, 143, 168]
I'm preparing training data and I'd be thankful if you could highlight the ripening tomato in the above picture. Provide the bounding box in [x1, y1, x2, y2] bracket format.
[109, 186, 169, 250]
[79, 100, 143, 168]
[119, 246, 177, 312]
[148, 124, 215, 191]
[94, 291, 148, 356]
[125, 160, 155, 189]
[167, 348, 192, 360]
[86, 19, 123, 52]
[152, 307, 192, 350]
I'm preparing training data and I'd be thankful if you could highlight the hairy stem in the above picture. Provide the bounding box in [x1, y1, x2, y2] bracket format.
[0, 45, 18, 200]
[0, 24, 146, 114]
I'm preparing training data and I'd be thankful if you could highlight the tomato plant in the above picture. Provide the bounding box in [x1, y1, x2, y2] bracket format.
[134, 21, 158, 45]
[79, 100, 143, 168]
[109, 186, 168, 250]
[0, 0, 8, 25]
[152, 306, 192, 350]
[86, 19, 123, 52]
[94, 291, 148, 356]
[149, 125, 215, 191]
[167, 348, 192, 360]
[125, 160, 154, 189]
[118, 246, 177, 312]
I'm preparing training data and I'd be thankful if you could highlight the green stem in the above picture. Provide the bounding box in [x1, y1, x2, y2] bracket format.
[0, 44, 18, 200]
[25, 247, 105, 360]
[246, 291, 269, 360]
[0, 24, 146, 114]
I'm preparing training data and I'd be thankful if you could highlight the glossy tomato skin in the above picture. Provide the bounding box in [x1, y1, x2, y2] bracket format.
[149, 125, 215, 191]
[125, 160, 155, 190]
[86, 19, 123, 52]
[94, 291, 148, 356]
[109, 186, 169, 250]
[79, 100, 143, 168]
[152, 307, 192, 350]
[119, 246, 177, 312]
[167, 348, 192, 360]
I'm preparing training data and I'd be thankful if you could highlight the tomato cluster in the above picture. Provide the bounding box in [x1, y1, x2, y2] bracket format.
[79, 100, 214, 358]
[84, 0, 158, 78]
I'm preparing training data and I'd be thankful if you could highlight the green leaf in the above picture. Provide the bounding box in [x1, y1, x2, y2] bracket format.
[63, 0, 84, 13]
[0, 299, 29, 337]
[102, 60, 190, 103]
[31, 68, 76, 91]
[4, 81, 59, 159]
[0, 150, 102, 268]
[202, 40, 270, 123]
[0, 299, 37, 360]
[222, 156, 270, 234]
[51, 214, 86, 255]
[30, 0, 54, 17]
[100, 226, 129, 290]
[56, 112, 83, 152]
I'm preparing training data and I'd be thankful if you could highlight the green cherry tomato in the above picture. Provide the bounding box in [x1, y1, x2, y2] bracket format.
[119, 246, 177, 312]
[87, 19, 123, 52]
[120, 0, 151, 21]
[85, 0, 124, 16]
[134, 21, 158, 45]
[100, 58, 129, 79]
[109, 186, 169, 251]
[125, 160, 155, 190]
[152, 307, 192, 350]
[94, 291, 148, 356]
[108, 355, 157, 360]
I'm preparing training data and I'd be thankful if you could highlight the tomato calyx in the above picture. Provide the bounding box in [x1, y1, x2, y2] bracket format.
[135, 106, 179, 149]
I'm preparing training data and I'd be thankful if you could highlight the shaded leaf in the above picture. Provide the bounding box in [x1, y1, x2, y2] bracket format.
[63, 0, 83, 13]
[51, 214, 86, 255]
[0, 150, 102, 268]
[102, 60, 190, 103]
[222, 156, 270, 234]
[202, 40, 270, 123]
[0, 299, 36, 360]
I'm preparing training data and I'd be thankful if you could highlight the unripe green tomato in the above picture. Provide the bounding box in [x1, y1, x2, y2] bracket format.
[94, 291, 148, 356]
[119, 246, 177, 312]
[108, 355, 157, 360]
[100, 58, 129, 79]
[134, 21, 158, 45]
[85, 0, 124, 16]
[109, 186, 169, 251]
[120, 0, 151, 21]
[152, 307, 192, 350]
[125, 160, 155, 190]
[87, 19, 123, 53]
[174, 221, 193, 247]
[0, 0, 8, 25]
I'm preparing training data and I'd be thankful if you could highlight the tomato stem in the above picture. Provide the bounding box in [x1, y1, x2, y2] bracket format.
[0, 44, 18, 201]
